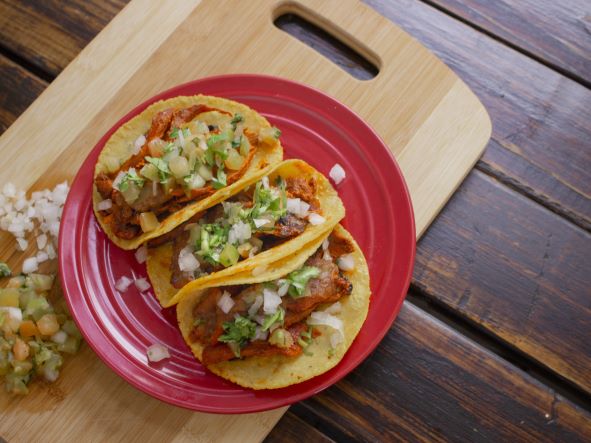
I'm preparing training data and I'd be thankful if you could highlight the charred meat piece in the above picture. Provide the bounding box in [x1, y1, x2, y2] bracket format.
[147, 212, 204, 248]
[129, 182, 173, 213]
[201, 322, 307, 365]
[286, 176, 319, 210]
[327, 231, 355, 258]
[262, 214, 307, 239]
[282, 254, 351, 327]
[147, 108, 174, 141]
[95, 172, 113, 200]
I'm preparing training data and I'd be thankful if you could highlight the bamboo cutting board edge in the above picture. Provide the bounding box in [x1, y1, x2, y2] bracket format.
[0, 0, 491, 441]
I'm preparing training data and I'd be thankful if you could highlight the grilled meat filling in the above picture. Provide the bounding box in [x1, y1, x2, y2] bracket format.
[189, 235, 353, 364]
[94, 105, 257, 239]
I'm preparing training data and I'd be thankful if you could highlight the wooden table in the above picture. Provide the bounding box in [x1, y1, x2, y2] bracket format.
[1, 1, 590, 441]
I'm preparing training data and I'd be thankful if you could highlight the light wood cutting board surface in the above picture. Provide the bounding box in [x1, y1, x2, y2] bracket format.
[0, 0, 491, 441]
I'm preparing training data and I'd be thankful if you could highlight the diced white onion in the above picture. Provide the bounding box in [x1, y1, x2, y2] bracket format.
[97, 199, 112, 211]
[36, 251, 49, 263]
[307, 311, 344, 341]
[228, 221, 252, 244]
[36, 234, 48, 250]
[253, 326, 269, 341]
[322, 238, 330, 250]
[217, 291, 234, 314]
[135, 245, 147, 264]
[253, 218, 272, 229]
[2, 183, 16, 198]
[22, 257, 38, 274]
[115, 275, 133, 292]
[286, 198, 310, 218]
[251, 264, 267, 276]
[337, 254, 355, 271]
[330, 331, 344, 348]
[324, 301, 342, 315]
[16, 238, 28, 251]
[308, 213, 326, 225]
[277, 281, 290, 297]
[134, 278, 151, 292]
[248, 295, 263, 318]
[323, 249, 332, 262]
[43, 367, 60, 383]
[51, 330, 68, 345]
[263, 288, 282, 314]
[178, 246, 200, 272]
[329, 163, 346, 185]
[261, 176, 270, 189]
[134, 134, 146, 154]
[46, 244, 56, 259]
[112, 171, 127, 190]
[146, 343, 170, 362]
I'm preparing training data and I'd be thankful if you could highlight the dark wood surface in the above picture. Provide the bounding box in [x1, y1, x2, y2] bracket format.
[0, 1, 590, 442]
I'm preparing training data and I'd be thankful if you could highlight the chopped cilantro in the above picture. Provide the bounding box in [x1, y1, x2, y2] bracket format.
[287, 266, 320, 297]
[169, 127, 179, 139]
[145, 156, 171, 183]
[231, 113, 243, 130]
[272, 126, 281, 138]
[251, 180, 286, 221]
[0, 262, 11, 278]
[212, 168, 227, 189]
[231, 135, 242, 149]
[219, 315, 256, 346]
[207, 132, 230, 149]
[262, 308, 285, 331]
[163, 142, 176, 154]
[118, 169, 145, 192]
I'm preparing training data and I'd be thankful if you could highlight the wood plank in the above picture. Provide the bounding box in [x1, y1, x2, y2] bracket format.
[273, 302, 591, 442]
[264, 412, 334, 443]
[0, 0, 127, 77]
[413, 169, 591, 394]
[365, 0, 591, 231]
[0, 54, 46, 134]
[427, 0, 591, 86]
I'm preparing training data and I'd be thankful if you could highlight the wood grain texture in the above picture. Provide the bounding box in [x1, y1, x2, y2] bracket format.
[365, 0, 591, 231]
[0, 54, 46, 133]
[264, 411, 335, 443]
[427, 0, 591, 86]
[0, 345, 286, 443]
[269, 303, 591, 442]
[413, 169, 591, 394]
[0, 0, 127, 77]
[0, 0, 491, 441]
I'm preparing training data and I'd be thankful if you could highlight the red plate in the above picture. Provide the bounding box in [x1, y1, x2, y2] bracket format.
[59, 74, 415, 413]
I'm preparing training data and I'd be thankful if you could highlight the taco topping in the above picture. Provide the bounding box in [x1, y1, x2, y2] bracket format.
[149, 174, 322, 289]
[188, 231, 354, 365]
[95, 105, 281, 240]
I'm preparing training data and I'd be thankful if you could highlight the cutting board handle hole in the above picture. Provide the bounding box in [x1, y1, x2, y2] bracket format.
[274, 11, 379, 80]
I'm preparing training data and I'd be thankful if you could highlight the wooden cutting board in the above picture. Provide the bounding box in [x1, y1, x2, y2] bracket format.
[0, 0, 491, 441]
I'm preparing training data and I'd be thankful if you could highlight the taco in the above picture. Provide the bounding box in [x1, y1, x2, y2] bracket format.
[146, 159, 345, 307]
[93, 95, 283, 250]
[177, 224, 370, 389]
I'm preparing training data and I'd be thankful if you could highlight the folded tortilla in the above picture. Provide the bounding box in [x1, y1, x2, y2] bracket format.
[146, 159, 345, 307]
[93, 95, 283, 250]
[177, 224, 370, 389]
